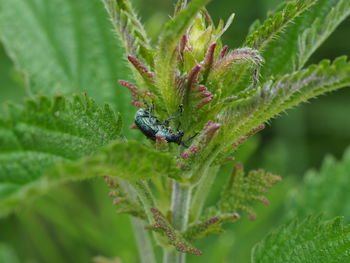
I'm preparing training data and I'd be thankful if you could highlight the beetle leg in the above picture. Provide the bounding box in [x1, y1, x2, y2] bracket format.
[181, 132, 198, 147]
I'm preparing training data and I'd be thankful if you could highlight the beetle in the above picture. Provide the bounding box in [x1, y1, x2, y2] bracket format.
[135, 104, 192, 146]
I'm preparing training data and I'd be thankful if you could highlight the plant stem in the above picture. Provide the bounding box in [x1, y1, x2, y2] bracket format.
[190, 165, 219, 221]
[167, 180, 193, 263]
[172, 181, 192, 231]
[131, 217, 157, 263]
[163, 249, 178, 263]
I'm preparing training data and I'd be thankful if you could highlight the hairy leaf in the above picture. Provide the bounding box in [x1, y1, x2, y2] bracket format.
[217, 164, 281, 220]
[0, 0, 132, 120]
[288, 146, 350, 223]
[252, 215, 350, 263]
[262, 0, 350, 78]
[50, 140, 180, 182]
[0, 95, 122, 217]
[146, 208, 202, 255]
[230, 0, 316, 90]
[218, 57, 350, 156]
[102, 0, 154, 68]
[296, 0, 350, 69]
[244, 0, 317, 50]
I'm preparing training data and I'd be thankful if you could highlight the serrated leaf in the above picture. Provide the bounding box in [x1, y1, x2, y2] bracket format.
[219, 57, 350, 156]
[146, 208, 202, 255]
[0, 95, 122, 217]
[252, 215, 350, 263]
[288, 146, 350, 223]
[217, 164, 281, 220]
[296, 0, 350, 69]
[230, 0, 316, 90]
[261, 0, 350, 78]
[245, 0, 317, 50]
[0, 0, 132, 121]
[102, 0, 155, 69]
[50, 140, 180, 182]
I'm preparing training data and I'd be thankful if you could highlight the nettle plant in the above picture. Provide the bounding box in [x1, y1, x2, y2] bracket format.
[1, 0, 350, 262]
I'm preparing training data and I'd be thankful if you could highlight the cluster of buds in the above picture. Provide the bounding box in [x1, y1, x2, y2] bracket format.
[145, 208, 202, 255]
[184, 213, 240, 242]
[104, 176, 146, 220]
[232, 124, 266, 148]
[118, 55, 156, 108]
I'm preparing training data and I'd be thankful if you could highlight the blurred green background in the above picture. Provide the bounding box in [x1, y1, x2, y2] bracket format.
[0, 0, 349, 262]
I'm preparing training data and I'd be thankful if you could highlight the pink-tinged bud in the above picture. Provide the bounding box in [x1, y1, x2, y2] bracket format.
[113, 198, 123, 205]
[108, 191, 116, 198]
[104, 176, 113, 184]
[129, 124, 139, 129]
[202, 121, 220, 142]
[197, 85, 207, 92]
[195, 91, 213, 99]
[232, 213, 240, 219]
[201, 43, 217, 69]
[190, 145, 199, 153]
[132, 100, 142, 108]
[155, 134, 166, 142]
[127, 55, 154, 80]
[178, 34, 188, 56]
[187, 65, 202, 89]
[195, 96, 214, 109]
[150, 207, 158, 213]
[220, 45, 229, 58]
[261, 198, 270, 206]
[247, 123, 266, 136]
[202, 91, 212, 98]
[181, 152, 189, 159]
[232, 135, 248, 148]
[206, 217, 219, 225]
[143, 90, 155, 97]
[249, 213, 257, 221]
[118, 80, 139, 95]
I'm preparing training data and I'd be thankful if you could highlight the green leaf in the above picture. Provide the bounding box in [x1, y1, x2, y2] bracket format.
[230, 0, 316, 90]
[296, 0, 350, 69]
[288, 146, 350, 223]
[244, 0, 317, 50]
[0, 94, 122, 217]
[0, 0, 132, 118]
[102, 0, 155, 68]
[50, 140, 180, 182]
[261, 0, 350, 78]
[252, 215, 350, 263]
[146, 208, 202, 255]
[217, 164, 281, 220]
[155, 0, 210, 113]
[219, 57, 350, 156]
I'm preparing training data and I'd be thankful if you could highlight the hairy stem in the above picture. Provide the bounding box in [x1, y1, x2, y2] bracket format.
[167, 180, 193, 263]
[163, 249, 178, 263]
[131, 217, 157, 263]
[190, 165, 219, 221]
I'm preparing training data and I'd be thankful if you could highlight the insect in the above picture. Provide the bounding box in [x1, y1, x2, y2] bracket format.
[134, 104, 194, 146]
